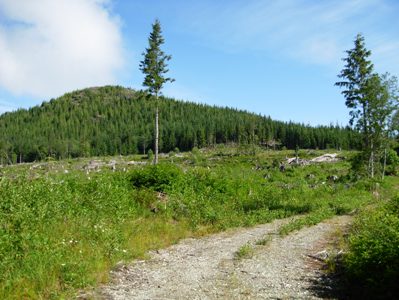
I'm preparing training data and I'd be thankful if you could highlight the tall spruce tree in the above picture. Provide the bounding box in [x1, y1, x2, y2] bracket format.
[336, 34, 374, 142]
[336, 34, 398, 177]
[140, 19, 174, 164]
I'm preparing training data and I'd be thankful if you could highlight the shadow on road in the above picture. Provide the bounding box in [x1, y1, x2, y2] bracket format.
[307, 266, 398, 300]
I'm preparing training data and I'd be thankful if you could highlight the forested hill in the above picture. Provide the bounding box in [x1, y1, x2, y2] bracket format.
[0, 85, 359, 163]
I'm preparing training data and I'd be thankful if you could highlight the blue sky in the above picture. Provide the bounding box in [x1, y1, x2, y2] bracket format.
[0, 0, 398, 125]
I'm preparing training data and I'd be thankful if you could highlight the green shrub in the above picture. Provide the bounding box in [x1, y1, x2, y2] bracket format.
[147, 149, 154, 161]
[384, 149, 399, 175]
[0, 148, 391, 299]
[129, 163, 183, 192]
[349, 152, 368, 177]
[234, 244, 254, 259]
[343, 196, 399, 296]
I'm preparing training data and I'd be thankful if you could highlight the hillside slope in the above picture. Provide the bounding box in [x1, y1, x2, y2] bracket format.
[0, 86, 359, 162]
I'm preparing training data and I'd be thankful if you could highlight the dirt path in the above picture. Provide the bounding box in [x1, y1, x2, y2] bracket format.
[96, 216, 351, 299]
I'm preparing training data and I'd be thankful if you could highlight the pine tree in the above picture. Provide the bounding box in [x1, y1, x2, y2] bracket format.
[139, 19, 174, 164]
[336, 34, 374, 143]
[336, 34, 398, 177]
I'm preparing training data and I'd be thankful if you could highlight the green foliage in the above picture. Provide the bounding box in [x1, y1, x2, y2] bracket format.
[278, 210, 334, 236]
[384, 148, 399, 175]
[350, 151, 368, 177]
[234, 244, 254, 260]
[0, 171, 139, 298]
[343, 196, 399, 297]
[336, 34, 399, 178]
[139, 19, 174, 96]
[129, 163, 183, 192]
[0, 148, 388, 298]
[0, 86, 361, 164]
[147, 149, 154, 161]
[255, 235, 272, 246]
[336, 33, 374, 127]
[139, 19, 174, 165]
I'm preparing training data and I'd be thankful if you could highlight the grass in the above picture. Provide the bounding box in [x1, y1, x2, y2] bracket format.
[255, 235, 273, 246]
[234, 244, 255, 260]
[339, 189, 399, 299]
[0, 145, 394, 298]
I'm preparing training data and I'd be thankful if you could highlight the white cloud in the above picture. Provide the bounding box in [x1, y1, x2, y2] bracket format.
[0, 0, 124, 99]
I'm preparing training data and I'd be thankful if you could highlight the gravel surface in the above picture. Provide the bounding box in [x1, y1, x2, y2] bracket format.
[95, 216, 351, 299]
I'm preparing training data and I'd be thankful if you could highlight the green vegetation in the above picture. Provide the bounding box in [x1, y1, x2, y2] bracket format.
[0, 85, 361, 164]
[332, 35, 399, 297]
[341, 191, 399, 298]
[255, 235, 272, 246]
[0, 21, 397, 300]
[140, 19, 174, 164]
[234, 244, 254, 260]
[336, 34, 399, 178]
[279, 211, 336, 236]
[0, 146, 393, 298]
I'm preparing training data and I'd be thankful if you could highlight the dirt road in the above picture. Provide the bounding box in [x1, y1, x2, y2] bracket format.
[97, 216, 350, 299]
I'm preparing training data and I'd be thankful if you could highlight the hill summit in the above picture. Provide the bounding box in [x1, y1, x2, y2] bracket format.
[0, 85, 358, 163]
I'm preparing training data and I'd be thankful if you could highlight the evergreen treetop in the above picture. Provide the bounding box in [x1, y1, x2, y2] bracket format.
[335, 33, 374, 127]
[139, 19, 174, 96]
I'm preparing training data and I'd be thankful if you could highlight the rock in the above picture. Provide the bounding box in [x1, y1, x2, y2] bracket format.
[313, 250, 329, 261]
[84, 160, 103, 171]
[286, 153, 340, 166]
[108, 160, 117, 171]
[286, 157, 310, 166]
[127, 161, 147, 165]
[327, 175, 339, 182]
[310, 153, 339, 163]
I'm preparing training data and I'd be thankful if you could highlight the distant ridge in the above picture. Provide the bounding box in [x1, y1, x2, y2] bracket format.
[0, 85, 359, 163]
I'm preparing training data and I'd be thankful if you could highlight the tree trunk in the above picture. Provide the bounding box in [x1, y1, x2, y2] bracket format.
[362, 105, 369, 149]
[382, 147, 387, 180]
[371, 151, 374, 178]
[154, 93, 159, 165]
[369, 141, 374, 178]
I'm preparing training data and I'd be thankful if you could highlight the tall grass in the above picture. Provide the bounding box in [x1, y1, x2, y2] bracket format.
[342, 190, 399, 298]
[0, 148, 384, 298]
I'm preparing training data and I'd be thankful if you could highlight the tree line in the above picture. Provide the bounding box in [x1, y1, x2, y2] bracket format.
[0, 85, 360, 164]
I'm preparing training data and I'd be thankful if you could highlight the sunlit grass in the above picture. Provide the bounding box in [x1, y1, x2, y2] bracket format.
[0, 146, 391, 298]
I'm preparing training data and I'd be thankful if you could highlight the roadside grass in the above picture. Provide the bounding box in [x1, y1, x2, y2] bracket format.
[278, 188, 372, 236]
[0, 146, 391, 298]
[339, 186, 399, 299]
[304, 176, 399, 300]
[255, 235, 273, 246]
[234, 244, 255, 260]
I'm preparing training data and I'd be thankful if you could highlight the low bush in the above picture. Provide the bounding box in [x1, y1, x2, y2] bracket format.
[129, 163, 183, 192]
[0, 148, 392, 298]
[343, 196, 399, 298]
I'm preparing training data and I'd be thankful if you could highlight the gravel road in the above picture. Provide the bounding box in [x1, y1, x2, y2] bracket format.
[96, 216, 351, 299]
